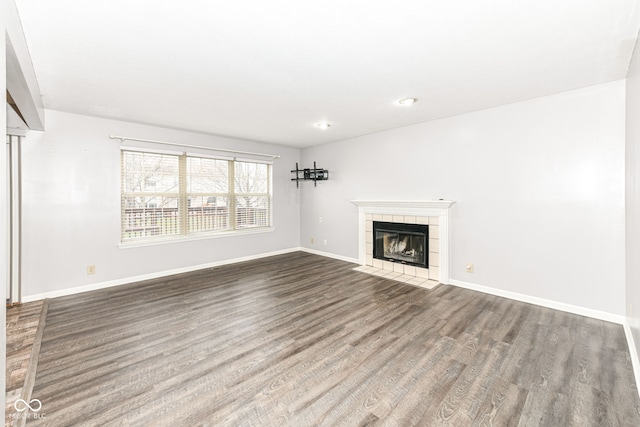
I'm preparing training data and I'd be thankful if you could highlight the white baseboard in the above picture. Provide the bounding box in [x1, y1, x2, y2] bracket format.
[450, 279, 625, 325]
[22, 251, 640, 401]
[299, 247, 359, 264]
[623, 320, 640, 399]
[22, 250, 622, 324]
[450, 279, 640, 398]
[22, 247, 302, 302]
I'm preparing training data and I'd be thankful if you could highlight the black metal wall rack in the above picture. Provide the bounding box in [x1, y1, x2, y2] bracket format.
[291, 162, 329, 187]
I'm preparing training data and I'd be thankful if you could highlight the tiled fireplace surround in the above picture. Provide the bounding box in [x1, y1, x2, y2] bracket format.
[352, 200, 455, 290]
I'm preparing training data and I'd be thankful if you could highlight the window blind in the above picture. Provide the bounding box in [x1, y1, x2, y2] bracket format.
[121, 150, 273, 242]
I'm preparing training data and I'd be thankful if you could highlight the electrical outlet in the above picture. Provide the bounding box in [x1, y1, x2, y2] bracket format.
[323, 239, 328, 245]
[87, 265, 96, 275]
[310, 237, 314, 244]
[465, 263, 474, 273]
[319, 217, 323, 223]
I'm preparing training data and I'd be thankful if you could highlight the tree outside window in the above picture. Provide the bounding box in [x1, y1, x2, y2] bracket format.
[121, 150, 272, 242]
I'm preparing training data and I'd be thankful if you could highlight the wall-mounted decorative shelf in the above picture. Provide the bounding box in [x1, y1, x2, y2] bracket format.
[291, 162, 329, 187]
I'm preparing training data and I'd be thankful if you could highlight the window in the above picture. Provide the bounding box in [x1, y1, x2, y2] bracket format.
[186, 157, 229, 234]
[121, 149, 272, 242]
[234, 161, 271, 229]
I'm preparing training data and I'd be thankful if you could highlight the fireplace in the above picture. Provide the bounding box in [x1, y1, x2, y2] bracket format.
[352, 200, 455, 286]
[373, 221, 428, 269]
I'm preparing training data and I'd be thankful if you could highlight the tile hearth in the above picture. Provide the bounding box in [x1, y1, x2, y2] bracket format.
[352, 200, 456, 288]
[353, 265, 439, 289]
[355, 213, 440, 290]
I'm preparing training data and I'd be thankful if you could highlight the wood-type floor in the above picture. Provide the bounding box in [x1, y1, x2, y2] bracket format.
[6, 300, 45, 427]
[25, 252, 640, 426]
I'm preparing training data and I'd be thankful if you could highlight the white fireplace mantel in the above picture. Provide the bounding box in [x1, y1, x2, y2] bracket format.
[351, 200, 456, 285]
[351, 200, 455, 214]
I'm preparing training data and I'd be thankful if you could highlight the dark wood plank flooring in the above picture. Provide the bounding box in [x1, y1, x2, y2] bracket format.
[6, 300, 45, 427]
[24, 252, 640, 426]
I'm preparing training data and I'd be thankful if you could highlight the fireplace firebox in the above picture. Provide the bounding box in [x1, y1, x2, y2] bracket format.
[373, 221, 428, 269]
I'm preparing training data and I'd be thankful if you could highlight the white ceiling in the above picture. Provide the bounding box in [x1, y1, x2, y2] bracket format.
[14, 0, 640, 148]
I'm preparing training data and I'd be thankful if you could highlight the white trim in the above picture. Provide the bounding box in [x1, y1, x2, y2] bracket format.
[6, 128, 27, 137]
[300, 247, 360, 264]
[623, 320, 640, 400]
[5, 7, 46, 131]
[120, 145, 185, 156]
[21, 245, 639, 404]
[186, 151, 235, 161]
[450, 279, 625, 324]
[351, 200, 456, 211]
[8, 135, 22, 303]
[447, 276, 640, 398]
[234, 157, 273, 165]
[110, 134, 280, 159]
[119, 227, 275, 249]
[22, 247, 301, 302]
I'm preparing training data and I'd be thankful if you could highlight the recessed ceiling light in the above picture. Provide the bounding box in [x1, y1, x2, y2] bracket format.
[398, 98, 417, 106]
[315, 122, 331, 130]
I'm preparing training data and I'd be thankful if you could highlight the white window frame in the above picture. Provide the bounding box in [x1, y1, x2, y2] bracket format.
[120, 147, 273, 246]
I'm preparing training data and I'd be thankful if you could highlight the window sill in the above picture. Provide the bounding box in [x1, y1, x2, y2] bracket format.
[118, 227, 275, 249]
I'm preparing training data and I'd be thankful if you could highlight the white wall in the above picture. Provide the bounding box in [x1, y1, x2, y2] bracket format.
[21, 110, 300, 298]
[301, 81, 626, 316]
[626, 33, 640, 378]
